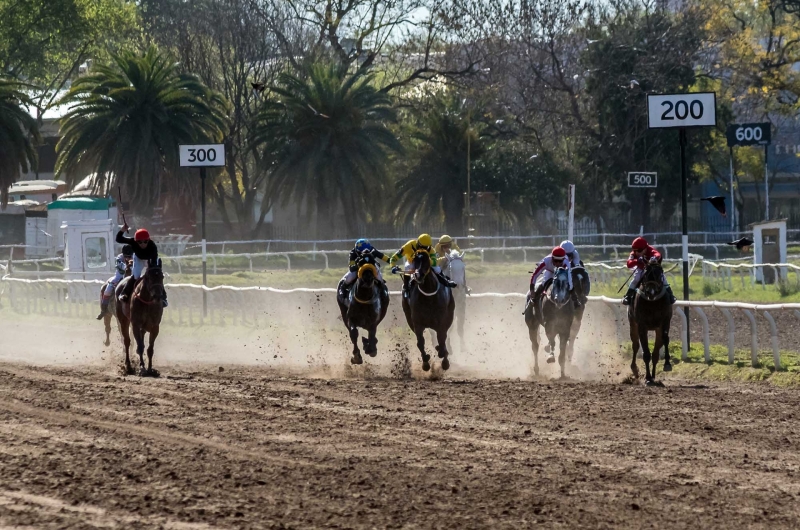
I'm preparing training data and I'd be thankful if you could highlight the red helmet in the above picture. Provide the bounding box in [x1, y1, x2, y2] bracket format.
[134, 229, 151, 242]
[631, 237, 648, 250]
[551, 247, 566, 259]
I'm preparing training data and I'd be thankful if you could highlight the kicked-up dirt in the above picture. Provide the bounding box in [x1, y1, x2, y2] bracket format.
[1, 362, 800, 529]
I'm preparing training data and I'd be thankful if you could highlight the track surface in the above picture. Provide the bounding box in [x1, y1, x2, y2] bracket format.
[2, 363, 800, 529]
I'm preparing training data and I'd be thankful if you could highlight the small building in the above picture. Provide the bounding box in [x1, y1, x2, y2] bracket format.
[25, 197, 118, 258]
[751, 219, 787, 284]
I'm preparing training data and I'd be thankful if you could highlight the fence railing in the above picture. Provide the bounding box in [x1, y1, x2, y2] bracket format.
[3, 276, 799, 370]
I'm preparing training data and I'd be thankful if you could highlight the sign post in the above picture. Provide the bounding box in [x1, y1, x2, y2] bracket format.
[726, 123, 771, 222]
[648, 92, 716, 350]
[179, 144, 226, 317]
[567, 184, 576, 241]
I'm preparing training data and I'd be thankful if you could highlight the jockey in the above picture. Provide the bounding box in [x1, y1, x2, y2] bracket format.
[560, 240, 583, 267]
[341, 238, 390, 294]
[116, 223, 167, 307]
[434, 234, 461, 258]
[529, 247, 575, 310]
[389, 233, 458, 294]
[622, 237, 676, 306]
[96, 244, 133, 319]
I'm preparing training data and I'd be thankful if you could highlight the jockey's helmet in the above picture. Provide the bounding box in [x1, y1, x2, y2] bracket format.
[134, 228, 151, 242]
[439, 234, 453, 245]
[560, 240, 575, 254]
[417, 233, 432, 248]
[121, 244, 133, 257]
[631, 237, 648, 251]
[355, 238, 372, 253]
[551, 246, 566, 263]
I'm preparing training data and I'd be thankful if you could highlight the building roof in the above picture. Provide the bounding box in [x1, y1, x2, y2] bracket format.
[48, 197, 110, 211]
[8, 180, 65, 195]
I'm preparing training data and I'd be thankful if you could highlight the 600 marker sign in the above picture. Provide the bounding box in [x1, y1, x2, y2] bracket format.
[628, 172, 657, 188]
[179, 144, 226, 167]
[647, 93, 716, 129]
[726, 123, 771, 147]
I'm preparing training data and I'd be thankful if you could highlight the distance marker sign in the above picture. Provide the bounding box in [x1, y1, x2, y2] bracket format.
[628, 172, 657, 188]
[726, 123, 771, 147]
[179, 144, 226, 167]
[647, 93, 716, 128]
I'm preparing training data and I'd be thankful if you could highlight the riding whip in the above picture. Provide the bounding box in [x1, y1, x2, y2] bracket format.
[117, 186, 128, 227]
[617, 270, 635, 293]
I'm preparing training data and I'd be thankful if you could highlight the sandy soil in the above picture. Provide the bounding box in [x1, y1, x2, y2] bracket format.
[2, 363, 800, 529]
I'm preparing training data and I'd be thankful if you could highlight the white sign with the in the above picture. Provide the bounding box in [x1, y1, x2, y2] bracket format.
[628, 172, 657, 188]
[179, 144, 226, 167]
[647, 93, 716, 129]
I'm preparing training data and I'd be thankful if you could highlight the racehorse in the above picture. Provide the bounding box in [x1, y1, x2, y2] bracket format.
[337, 256, 389, 365]
[430, 250, 467, 350]
[400, 249, 455, 371]
[628, 262, 672, 385]
[523, 267, 575, 378]
[115, 258, 165, 376]
[100, 266, 132, 346]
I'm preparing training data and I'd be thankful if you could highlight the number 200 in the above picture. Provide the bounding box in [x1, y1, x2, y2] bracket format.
[660, 99, 703, 121]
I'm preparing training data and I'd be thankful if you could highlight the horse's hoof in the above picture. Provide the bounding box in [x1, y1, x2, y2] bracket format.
[441, 358, 450, 371]
[422, 361, 431, 372]
[351, 355, 363, 365]
[139, 367, 147, 377]
[645, 378, 655, 386]
[546, 354, 555, 364]
[366, 348, 377, 357]
[663, 362, 673, 372]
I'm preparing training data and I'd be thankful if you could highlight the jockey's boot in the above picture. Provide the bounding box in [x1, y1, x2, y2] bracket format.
[382, 280, 389, 299]
[96, 296, 110, 320]
[665, 285, 677, 304]
[571, 292, 582, 309]
[622, 287, 636, 306]
[162, 291, 169, 308]
[401, 275, 410, 298]
[118, 277, 136, 303]
[436, 271, 458, 288]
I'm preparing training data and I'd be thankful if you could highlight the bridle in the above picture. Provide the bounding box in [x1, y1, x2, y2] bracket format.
[412, 250, 440, 297]
[547, 267, 570, 308]
[638, 264, 667, 302]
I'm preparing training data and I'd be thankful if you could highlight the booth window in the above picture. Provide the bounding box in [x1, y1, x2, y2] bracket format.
[85, 237, 107, 268]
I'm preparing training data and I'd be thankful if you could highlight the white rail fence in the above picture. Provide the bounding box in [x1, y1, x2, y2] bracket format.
[2, 277, 799, 370]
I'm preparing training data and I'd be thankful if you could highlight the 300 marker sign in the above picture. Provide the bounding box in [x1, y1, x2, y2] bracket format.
[647, 93, 716, 129]
[179, 144, 226, 167]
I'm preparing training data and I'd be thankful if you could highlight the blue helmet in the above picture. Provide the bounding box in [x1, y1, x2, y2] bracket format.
[355, 238, 372, 253]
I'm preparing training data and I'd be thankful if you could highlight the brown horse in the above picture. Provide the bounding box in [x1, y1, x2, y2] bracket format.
[628, 263, 673, 385]
[337, 256, 390, 364]
[115, 258, 165, 376]
[399, 250, 455, 372]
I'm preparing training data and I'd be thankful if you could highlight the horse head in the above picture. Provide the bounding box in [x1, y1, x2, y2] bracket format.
[548, 267, 571, 307]
[357, 260, 377, 288]
[640, 263, 665, 301]
[412, 249, 432, 282]
[143, 258, 166, 301]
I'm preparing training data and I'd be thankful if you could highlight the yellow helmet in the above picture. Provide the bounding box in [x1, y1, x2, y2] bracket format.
[417, 233, 432, 247]
[439, 234, 453, 244]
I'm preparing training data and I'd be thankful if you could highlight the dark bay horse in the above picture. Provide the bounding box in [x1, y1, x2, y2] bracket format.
[400, 250, 455, 371]
[524, 267, 575, 378]
[337, 259, 389, 365]
[628, 262, 673, 385]
[115, 258, 165, 376]
[565, 266, 591, 362]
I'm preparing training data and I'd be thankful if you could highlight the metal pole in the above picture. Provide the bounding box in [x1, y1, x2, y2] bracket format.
[679, 128, 691, 350]
[764, 145, 769, 221]
[567, 184, 575, 241]
[466, 113, 471, 235]
[729, 147, 735, 232]
[201, 166, 207, 317]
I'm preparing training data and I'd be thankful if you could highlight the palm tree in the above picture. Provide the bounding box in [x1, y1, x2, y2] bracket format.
[0, 78, 40, 206]
[55, 46, 228, 212]
[249, 62, 401, 238]
[395, 93, 484, 236]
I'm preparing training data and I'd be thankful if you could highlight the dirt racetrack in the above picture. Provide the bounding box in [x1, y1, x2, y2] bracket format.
[2, 359, 800, 529]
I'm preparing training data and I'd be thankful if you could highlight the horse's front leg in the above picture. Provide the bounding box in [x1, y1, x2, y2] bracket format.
[544, 322, 556, 364]
[638, 326, 654, 384]
[363, 325, 378, 357]
[651, 325, 664, 382]
[662, 319, 673, 372]
[415, 325, 430, 372]
[122, 324, 133, 375]
[629, 318, 640, 379]
[132, 325, 146, 376]
[436, 328, 450, 371]
[104, 313, 112, 346]
[349, 325, 362, 365]
[558, 329, 569, 379]
[146, 325, 159, 374]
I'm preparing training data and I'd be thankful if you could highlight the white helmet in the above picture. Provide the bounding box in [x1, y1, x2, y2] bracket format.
[560, 240, 575, 254]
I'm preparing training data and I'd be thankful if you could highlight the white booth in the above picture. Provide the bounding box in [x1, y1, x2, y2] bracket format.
[62, 219, 116, 277]
[751, 219, 787, 284]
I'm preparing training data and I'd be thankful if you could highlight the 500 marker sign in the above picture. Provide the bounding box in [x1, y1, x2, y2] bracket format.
[647, 93, 716, 129]
[179, 144, 226, 167]
[628, 172, 657, 188]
